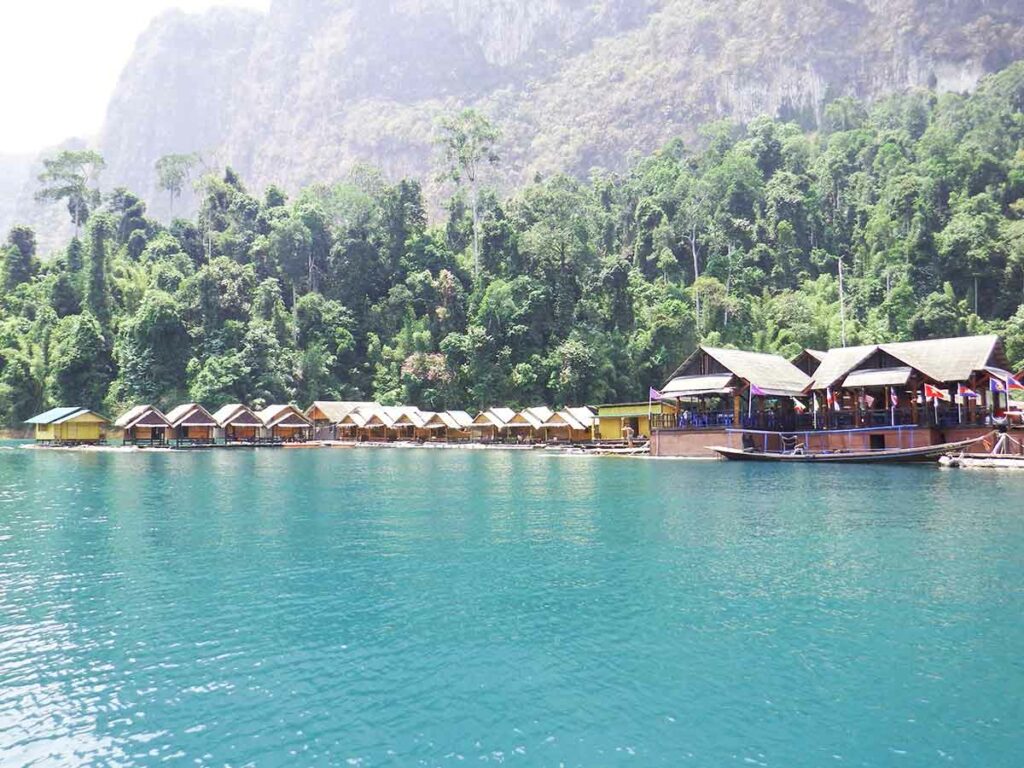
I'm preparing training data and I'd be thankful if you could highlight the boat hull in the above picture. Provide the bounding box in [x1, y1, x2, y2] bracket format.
[711, 436, 983, 464]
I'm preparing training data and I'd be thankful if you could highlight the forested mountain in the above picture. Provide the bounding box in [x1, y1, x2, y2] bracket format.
[5, 0, 1024, 244]
[2, 63, 1024, 426]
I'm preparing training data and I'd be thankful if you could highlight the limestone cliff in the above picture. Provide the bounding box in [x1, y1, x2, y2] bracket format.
[8, 0, 1024, 250]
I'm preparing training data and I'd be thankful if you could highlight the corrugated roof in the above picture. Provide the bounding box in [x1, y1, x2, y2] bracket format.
[842, 367, 913, 388]
[564, 406, 596, 427]
[444, 410, 474, 428]
[879, 335, 1003, 383]
[472, 407, 516, 428]
[543, 409, 588, 431]
[26, 406, 86, 425]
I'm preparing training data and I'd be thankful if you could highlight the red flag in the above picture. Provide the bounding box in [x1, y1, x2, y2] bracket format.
[924, 383, 950, 402]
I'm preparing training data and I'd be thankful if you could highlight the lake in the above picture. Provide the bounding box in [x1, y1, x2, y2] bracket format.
[0, 445, 1021, 767]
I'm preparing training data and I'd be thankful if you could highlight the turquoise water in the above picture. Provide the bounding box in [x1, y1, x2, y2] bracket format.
[0, 446, 1022, 767]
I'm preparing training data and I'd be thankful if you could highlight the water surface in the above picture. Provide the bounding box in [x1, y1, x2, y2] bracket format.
[0, 446, 1021, 766]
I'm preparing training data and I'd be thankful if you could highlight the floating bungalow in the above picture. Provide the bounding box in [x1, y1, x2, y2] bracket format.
[434, 410, 475, 441]
[305, 401, 377, 439]
[508, 406, 555, 442]
[470, 407, 517, 442]
[542, 407, 597, 443]
[165, 403, 218, 447]
[596, 401, 677, 441]
[256, 405, 312, 442]
[115, 405, 172, 446]
[211, 403, 263, 443]
[25, 407, 109, 445]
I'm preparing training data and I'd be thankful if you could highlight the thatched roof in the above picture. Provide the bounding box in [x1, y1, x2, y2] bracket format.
[879, 335, 1005, 383]
[114, 405, 171, 429]
[256, 404, 311, 428]
[810, 335, 1007, 389]
[511, 406, 555, 429]
[305, 401, 378, 423]
[444, 410, 475, 428]
[473, 407, 517, 428]
[211, 403, 262, 427]
[665, 346, 810, 397]
[165, 403, 217, 428]
[807, 345, 879, 390]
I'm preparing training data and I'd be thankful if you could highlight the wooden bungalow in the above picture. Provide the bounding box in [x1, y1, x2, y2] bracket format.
[418, 410, 475, 442]
[304, 401, 378, 440]
[807, 334, 1012, 430]
[165, 403, 218, 446]
[211, 403, 263, 443]
[336, 407, 379, 441]
[470, 407, 517, 442]
[596, 402, 677, 441]
[440, 410, 474, 441]
[542, 406, 597, 443]
[25, 407, 109, 445]
[115, 405, 172, 446]
[508, 406, 555, 442]
[256, 404, 313, 442]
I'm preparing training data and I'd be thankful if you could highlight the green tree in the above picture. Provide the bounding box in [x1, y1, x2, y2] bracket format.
[155, 153, 199, 216]
[35, 149, 105, 237]
[4, 226, 39, 291]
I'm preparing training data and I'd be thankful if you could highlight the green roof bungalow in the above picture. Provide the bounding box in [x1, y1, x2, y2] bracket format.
[25, 407, 109, 445]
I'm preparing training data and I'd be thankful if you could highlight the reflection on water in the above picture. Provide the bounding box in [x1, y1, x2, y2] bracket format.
[0, 447, 1022, 766]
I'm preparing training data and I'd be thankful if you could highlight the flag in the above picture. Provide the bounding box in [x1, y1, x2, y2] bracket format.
[957, 384, 978, 398]
[863, 393, 875, 408]
[1007, 373, 1024, 391]
[792, 397, 806, 413]
[827, 387, 840, 411]
[649, 386, 662, 401]
[750, 383, 766, 396]
[890, 389, 899, 407]
[924, 383, 950, 401]
[990, 377, 1006, 393]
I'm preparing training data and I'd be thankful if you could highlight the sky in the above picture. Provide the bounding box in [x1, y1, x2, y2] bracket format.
[0, 0, 270, 155]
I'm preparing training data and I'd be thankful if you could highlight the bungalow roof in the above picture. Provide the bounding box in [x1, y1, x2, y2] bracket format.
[305, 401, 378, 423]
[114, 405, 171, 429]
[26, 406, 108, 425]
[211, 403, 262, 427]
[165, 403, 218, 428]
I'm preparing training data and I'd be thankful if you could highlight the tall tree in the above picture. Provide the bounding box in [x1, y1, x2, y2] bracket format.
[34, 150, 105, 237]
[436, 109, 500, 281]
[155, 153, 199, 217]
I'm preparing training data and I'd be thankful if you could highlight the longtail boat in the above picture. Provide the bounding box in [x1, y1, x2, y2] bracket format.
[711, 434, 988, 464]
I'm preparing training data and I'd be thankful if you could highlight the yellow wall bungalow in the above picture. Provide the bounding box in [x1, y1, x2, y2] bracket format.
[26, 407, 109, 445]
[596, 402, 677, 441]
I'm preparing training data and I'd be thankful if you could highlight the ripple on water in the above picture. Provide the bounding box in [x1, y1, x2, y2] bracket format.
[0, 449, 1021, 766]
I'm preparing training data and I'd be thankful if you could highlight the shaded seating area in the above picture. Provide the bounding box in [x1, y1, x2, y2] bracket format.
[115, 405, 171, 446]
[659, 346, 811, 432]
[25, 407, 109, 445]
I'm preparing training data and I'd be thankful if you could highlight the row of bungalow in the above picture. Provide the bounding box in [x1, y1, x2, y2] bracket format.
[26, 401, 603, 447]
[651, 334, 1023, 456]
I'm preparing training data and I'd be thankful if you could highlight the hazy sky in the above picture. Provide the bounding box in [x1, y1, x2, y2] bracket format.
[0, 0, 270, 155]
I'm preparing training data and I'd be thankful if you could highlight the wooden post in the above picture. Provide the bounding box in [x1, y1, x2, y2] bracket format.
[733, 390, 741, 427]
